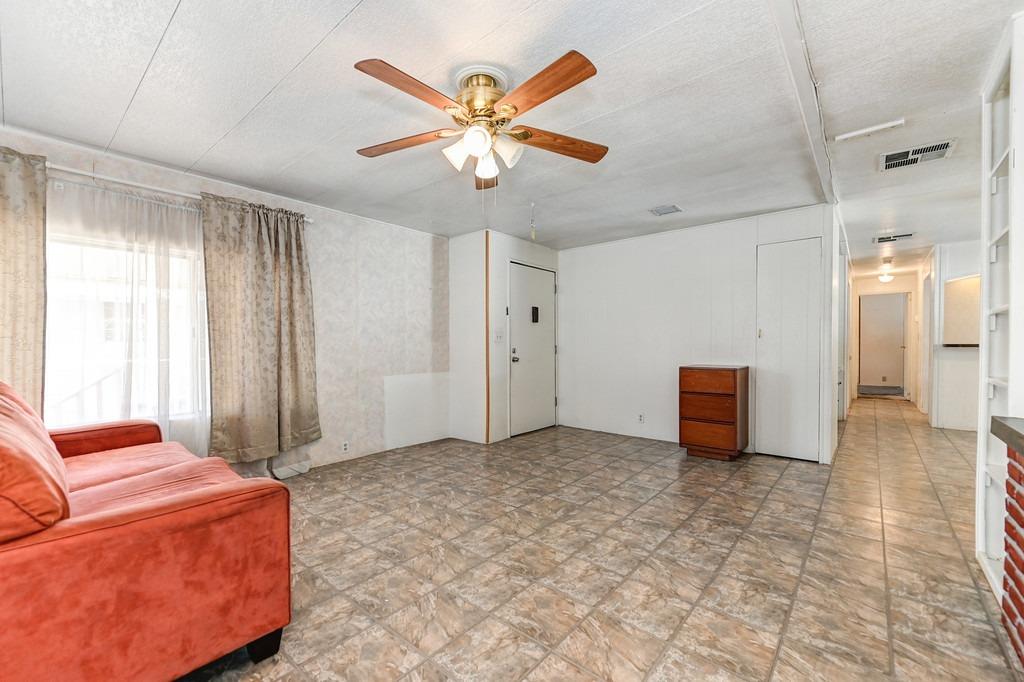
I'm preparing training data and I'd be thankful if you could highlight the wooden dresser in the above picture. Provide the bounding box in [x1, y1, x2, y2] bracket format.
[679, 365, 749, 460]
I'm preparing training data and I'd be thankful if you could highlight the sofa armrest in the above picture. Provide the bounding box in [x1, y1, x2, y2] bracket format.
[0, 475, 290, 681]
[49, 419, 162, 457]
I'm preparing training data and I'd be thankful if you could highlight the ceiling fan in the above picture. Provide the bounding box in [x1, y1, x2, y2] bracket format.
[354, 51, 608, 190]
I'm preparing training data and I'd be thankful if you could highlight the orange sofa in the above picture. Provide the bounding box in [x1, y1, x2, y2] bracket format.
[0, 382, 291, 681]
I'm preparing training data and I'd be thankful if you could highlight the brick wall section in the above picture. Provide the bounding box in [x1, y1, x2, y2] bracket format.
[1005, 447, 1024, 663]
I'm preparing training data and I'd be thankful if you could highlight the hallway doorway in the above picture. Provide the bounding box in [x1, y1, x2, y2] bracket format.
[859, 292, 908, 397]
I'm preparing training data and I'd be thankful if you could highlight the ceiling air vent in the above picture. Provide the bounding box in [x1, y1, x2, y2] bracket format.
[649, 204, 682, 216]
[872, 233, 914, 244]
[879, 140, 956, 171]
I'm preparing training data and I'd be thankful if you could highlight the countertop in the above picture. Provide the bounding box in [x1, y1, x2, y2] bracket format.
[992, 416, 1024, 455]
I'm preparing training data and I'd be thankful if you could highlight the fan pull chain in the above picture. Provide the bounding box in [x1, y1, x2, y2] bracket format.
[530, 202, 536, 241]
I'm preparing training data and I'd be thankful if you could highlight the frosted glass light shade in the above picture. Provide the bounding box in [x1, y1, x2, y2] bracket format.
[494, 135, 524, 168]
[463, 125, 492, 157]
[878, 273, 894, 283]
[442, 138, 469, 171]
[475, 151, 499, 179]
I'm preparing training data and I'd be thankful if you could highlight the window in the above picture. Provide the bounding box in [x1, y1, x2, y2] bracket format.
[43, 179, 210, 454]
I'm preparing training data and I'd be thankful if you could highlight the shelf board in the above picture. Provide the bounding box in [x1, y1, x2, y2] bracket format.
[990, 304, 1010, 315]
[992, 146, 1011, 177]
[990, 225, 1010, 247]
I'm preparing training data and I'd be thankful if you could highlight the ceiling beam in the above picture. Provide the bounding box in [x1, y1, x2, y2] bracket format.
[767, 0, 836, 204]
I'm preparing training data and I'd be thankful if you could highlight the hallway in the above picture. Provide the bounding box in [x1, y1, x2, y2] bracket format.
[822, 398, 1017, 679]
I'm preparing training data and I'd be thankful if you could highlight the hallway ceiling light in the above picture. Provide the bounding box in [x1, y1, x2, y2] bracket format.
[876, 258, 892, 280]
[878, 257, 895, 282]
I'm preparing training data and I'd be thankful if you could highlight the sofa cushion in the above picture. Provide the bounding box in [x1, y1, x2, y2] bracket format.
[65, 441, 198, 492]
[0, 382, 70, 542]
[69, 457, 241, 518]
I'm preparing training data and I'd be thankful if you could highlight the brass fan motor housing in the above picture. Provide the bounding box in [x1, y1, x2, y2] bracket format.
[452, 73, 517, 131]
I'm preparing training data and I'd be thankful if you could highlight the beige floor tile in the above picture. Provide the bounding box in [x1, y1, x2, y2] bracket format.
[302, 625, 423, 682]
[542, 557, 625, 607]
[384, 589, 487, 654]
[523, 654, 597, 681]
[496, 583, 589, 647]
[348, 565, 435, 618]
[557, 610, 664, 682]
[700, 574, 792, 635]
[434, 617, 546, 682]
[672, 606, 778, 681]
[601, 577, 691, 639]
[445, 560, 532, 611]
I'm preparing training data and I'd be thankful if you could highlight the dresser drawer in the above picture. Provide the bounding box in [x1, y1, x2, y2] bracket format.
[679, 419, 737, 451]
[679, 368, 735, 395]
[680, 393, 737, 423]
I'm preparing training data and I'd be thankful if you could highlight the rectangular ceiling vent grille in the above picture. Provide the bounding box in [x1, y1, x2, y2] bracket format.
[879, 140, 956, 171]
[872, 233, 914, 244]
[649, 204, 682, 216]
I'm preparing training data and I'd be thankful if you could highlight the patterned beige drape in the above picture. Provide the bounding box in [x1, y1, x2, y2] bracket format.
[201, 193, 321, 474]
[0, 148, 47, 412]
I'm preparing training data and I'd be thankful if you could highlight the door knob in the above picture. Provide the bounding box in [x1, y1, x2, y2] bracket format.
[512, 357, 520, 363]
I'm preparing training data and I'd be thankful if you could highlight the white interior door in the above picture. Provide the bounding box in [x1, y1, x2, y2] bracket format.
[755, 238, 821, 461]
[859, 293, 906, 389]
[838, 255, 849, 420]
[509, 263, 556, 436]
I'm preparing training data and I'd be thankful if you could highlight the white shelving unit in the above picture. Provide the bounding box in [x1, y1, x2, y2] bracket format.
[978, 17, 1024, 598]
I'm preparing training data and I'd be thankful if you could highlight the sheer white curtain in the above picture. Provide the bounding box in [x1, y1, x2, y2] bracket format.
[43, 177, 210, 455]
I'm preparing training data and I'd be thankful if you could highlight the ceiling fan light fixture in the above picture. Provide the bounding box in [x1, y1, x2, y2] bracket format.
[463, 124, 493, 157]
[442, 137, 469, 171]
[878, 273, 895, 283]
[475, 151, 499, 179]
[494, 135, 524, 168]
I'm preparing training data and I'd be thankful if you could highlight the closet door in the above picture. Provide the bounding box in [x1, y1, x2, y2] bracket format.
[755, 237, 822, 461]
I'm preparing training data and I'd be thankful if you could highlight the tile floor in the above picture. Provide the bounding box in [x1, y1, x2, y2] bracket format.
[192, 399, 1023, 681]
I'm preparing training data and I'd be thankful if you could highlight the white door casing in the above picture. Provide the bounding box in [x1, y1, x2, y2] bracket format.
[755, 237, 822, 461]
[509, 263, 556, 436]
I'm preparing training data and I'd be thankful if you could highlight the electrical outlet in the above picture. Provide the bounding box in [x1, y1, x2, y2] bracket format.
[638, 414, 645, 424]
[882, 376, 887, 383]
[342, 441, 350, 453]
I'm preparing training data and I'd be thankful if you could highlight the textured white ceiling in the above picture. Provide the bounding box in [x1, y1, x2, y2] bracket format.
[0, 0, 1019, 251]
[798, 0, 1024, 269]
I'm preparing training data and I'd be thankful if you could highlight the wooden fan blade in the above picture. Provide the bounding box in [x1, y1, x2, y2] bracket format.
[355, 59, 465, 113]
[494, 51, 596, 117]
[508, 126, 608, 163]
[357, 129, 459, 157]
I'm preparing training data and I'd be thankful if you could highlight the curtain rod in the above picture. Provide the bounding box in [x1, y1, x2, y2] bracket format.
[45, 162, 315, 223]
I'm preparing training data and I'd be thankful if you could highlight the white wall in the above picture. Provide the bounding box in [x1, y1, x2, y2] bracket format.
[448, 231, 487, 443]
[557, 204, 836, 462]
[931, 241, 982, 430]
[488, 231, 558, 442]
[2, 127, 450, 467]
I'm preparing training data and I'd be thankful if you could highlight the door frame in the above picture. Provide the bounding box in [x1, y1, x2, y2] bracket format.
[506, 260, 558, 437]
[857, 292, 908, 395]
[753, 236, 823, 462]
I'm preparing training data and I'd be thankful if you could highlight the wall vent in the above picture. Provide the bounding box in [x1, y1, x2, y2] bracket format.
[872, 233, 914, 244]
[879, 140, 956, 171]
[649, 204, 682, 216]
